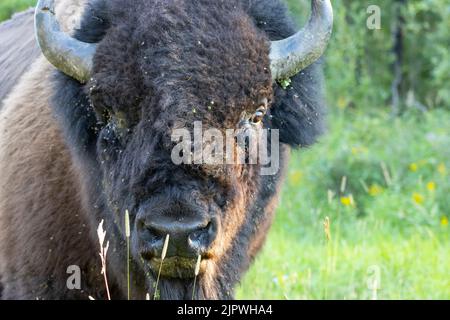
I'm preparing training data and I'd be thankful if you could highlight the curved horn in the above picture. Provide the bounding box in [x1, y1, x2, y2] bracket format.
[270, 0, 333, 81]
[35, 0, 96, 83]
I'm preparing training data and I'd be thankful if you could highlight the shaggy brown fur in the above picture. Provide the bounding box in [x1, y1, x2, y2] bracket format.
[0, 0, 326, 300]
[0, 58, 105, 299]
[0, 9, 40, 104]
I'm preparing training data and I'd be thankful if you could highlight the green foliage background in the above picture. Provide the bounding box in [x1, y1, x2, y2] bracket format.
[1, 0, 449, 299]
[288, 0, 450, 112]
[0, 0, 34, 22]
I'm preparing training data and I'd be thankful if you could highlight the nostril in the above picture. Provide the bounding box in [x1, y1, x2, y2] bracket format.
[188, 220, 217, 252]
[137, 219, 168, 253]
[145, 225, 167, 239]
[188, 223, 208, 242]
[137, 227, 165, 259]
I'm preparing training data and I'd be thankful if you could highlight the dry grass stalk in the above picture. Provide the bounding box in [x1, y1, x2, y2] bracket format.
[97, 219, 111, 300]
[323, 216, 331, 242]
[192, 255, 202, 300]
[359, 179, 369, 193]
[380, 161, 392, 186]
[154, 234, 170, 300]
[327, 189, 335, 204]
[125, 210, 131, 300]
[340, 176, 347, 193]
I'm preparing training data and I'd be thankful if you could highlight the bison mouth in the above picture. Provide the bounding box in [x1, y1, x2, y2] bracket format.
[147, 256, 208, 279]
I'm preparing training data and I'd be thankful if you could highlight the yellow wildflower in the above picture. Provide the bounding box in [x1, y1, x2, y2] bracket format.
[409, 163, 418, 172]
[438, 163, 447, 176]
[341, 195, 355, 207]
[337, 97, 347, 109]
[441, 216, 448, 227]
[341, 197, 351, 206]
[351, 146, 368, 156]
[426, 181, 436, 192]
[290, 170, 303, 186]
[368, 184, 383, 197]
[412, 192, 425, 205]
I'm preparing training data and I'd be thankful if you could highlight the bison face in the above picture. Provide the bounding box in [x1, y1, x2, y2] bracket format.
[86, 2, 274, 280]
[36, 0, 332, 298]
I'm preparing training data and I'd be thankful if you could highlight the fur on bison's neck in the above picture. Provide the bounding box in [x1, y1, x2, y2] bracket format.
[45, 0, 325, 300]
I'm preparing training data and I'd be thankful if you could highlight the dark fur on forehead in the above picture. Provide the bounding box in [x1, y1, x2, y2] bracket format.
[88, 0, 271, 134]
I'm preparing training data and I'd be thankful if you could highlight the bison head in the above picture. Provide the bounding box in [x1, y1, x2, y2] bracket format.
[35, 0, 332, 299]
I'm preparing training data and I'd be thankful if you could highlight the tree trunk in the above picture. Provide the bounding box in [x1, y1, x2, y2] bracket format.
[391, 0, 406, 116]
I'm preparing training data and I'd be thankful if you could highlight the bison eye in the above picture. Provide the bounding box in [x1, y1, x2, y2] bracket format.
[251, 98, 268, 124]
[251, 107, 266, 124]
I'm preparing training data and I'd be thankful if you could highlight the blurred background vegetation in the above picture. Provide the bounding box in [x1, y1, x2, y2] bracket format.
[1, 0, 449, 299]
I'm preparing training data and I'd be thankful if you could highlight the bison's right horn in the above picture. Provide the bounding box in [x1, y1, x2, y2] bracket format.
[270, 0, 333, 81]
[35, 0, 96, 83]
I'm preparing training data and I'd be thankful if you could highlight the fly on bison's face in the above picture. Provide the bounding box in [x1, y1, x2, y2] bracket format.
[33, 0, 333, 298]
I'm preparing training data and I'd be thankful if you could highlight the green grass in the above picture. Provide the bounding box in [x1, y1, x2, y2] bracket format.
[0, 0, 35, 22]
[237, 108, 450, 299]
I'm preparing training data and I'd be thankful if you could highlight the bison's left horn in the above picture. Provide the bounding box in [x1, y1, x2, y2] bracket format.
[35, 0, 96, 83]
[270, 0, 333, 81]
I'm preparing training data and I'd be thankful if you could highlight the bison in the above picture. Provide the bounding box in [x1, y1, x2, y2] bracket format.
[0, 0, 332, 299]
